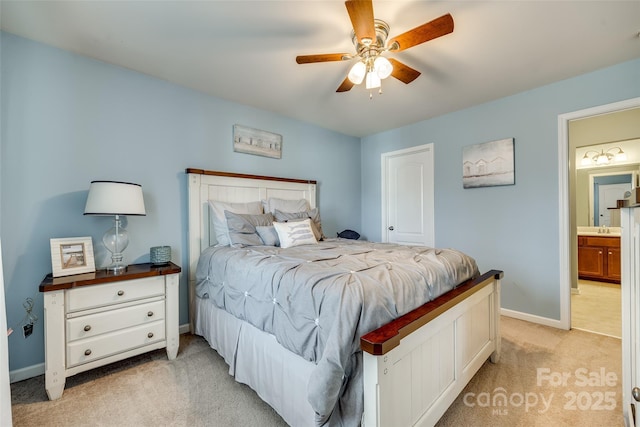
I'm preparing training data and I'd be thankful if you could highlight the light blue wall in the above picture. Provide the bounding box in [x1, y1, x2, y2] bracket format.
[361, 58, 640, 320]
[0, 33, 361, 372]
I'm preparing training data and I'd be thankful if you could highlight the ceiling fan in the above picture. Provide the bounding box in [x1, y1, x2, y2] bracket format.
[296, 0, 454, 96]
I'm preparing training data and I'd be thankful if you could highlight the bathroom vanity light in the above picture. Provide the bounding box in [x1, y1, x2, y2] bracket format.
[580, 147, 627, 166]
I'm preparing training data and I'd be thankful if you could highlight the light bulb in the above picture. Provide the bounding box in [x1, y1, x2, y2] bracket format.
[374, 56, 393, 79]
[596, 153, 610, 165]
[348, 61, 366, 84]
[614, 149, 627, 161]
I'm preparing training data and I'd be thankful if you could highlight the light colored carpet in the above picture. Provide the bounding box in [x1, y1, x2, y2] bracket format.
[571, 280, 621, 338]
[11, 316, 623, 426]
[436, 316, 623, 426]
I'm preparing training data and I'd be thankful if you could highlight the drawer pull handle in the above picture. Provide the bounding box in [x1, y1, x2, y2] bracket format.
[117, 290, 124, 296]
[84, 349, 92, 356]
[147, 311, 154, 317]
[83, 325, 91, 332]
[147, 332, 154, 338]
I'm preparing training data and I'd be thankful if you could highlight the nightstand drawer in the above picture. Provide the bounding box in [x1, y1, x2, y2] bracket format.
[66, 276, 164, 312]
[67, 320, 165, 368]
[66, 299, 165, 342]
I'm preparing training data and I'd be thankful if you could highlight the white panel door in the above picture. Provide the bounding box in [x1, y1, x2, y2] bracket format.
[598, 183, 631, 226]
[382, 145, 434, 246]
[0, 240, 11, 426]
[621, 207, 640, 427]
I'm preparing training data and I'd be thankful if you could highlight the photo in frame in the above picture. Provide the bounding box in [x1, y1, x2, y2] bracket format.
[233, 124, 282, 159]
[50, 237, 96, 277]
[463, 138, 515, 189]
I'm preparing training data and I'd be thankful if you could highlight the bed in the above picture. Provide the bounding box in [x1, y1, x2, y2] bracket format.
[186, 168, 502, 426]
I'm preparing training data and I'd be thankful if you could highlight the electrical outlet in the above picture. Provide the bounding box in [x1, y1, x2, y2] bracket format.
[23, 323, 33, 338]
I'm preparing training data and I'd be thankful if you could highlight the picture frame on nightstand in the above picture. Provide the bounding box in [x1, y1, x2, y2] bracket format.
[50, 236, 96, 277]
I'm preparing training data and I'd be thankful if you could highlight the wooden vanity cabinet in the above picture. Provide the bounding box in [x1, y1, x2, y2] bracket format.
[577, 235, 621, 283]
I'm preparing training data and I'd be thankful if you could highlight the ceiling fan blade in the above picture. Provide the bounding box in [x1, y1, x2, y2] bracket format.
[336, 76, 355, 92]
[388, 58, 421, 84]
[388, 13, 454, 52]
[296, 53, 351, 64]
[345, 0, 375, 45]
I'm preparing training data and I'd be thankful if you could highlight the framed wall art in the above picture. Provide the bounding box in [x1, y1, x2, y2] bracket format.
[50, 236, 96, 277]
[233, 124, 282, 159]
[462, 138, 515, 189]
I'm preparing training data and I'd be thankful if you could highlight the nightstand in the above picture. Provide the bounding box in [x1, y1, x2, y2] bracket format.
[39, 262, 181, 400]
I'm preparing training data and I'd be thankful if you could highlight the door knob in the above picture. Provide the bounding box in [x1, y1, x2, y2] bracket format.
[633, 387, 640, 402]
[388, 226, 394, 231]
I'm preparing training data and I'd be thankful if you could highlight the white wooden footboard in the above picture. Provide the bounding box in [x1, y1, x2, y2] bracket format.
[361, 271, 502, 426]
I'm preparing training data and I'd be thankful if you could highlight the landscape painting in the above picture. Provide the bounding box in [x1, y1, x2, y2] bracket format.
[233, 124, 282, 159]
[463, 138, 515, 188]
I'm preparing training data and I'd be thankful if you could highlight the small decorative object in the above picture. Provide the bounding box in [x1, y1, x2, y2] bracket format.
[462, 138, 515, 189]
[233, 124, 282, 159]
[150, 246, 171, 265]
[84, 181, 146, 274]
[337, 229, 360, 240]
[50, 237, 96, 277]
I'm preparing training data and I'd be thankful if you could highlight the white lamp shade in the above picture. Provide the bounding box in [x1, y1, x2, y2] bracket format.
[84, 181, 146, 216]
[374, 56, 393, 79]
[365, 71, 381, 89]
[348, 61, 366, 84]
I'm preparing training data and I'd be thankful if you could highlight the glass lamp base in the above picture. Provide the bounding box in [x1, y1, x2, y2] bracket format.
[105, 263, 127, 274]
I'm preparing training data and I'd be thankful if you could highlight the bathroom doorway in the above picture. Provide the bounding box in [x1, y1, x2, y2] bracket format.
[567, 107, 640, 338]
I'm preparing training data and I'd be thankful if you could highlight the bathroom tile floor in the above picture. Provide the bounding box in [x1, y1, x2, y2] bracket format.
[571, 279, 621, 338]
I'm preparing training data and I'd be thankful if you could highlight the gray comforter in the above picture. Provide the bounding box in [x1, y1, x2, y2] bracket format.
[195, 239, 479, 426]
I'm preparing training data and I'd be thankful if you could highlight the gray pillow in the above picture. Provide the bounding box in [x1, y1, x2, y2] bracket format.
[224, 211, 274, 247]
[273, 208, 324, 241]
[256, 225, 280, 246]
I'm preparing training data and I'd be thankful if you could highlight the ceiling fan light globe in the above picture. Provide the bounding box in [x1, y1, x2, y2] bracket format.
[374, 56, 393, 79]
[365, 71, 381, 89]
[348, 61, 366, 84]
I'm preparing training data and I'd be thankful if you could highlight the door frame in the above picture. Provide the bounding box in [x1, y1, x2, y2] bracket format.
[381, 143, 434, 244]
[558, 97, 640, 330]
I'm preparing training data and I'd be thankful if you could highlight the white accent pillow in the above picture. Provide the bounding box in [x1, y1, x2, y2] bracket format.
[262, 197, 310, 214]
[273, 219, 318, 249]
[208, 200, 263, 246]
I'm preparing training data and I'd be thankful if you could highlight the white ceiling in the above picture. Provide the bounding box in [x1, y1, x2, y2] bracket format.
[2, 1, 639, 137]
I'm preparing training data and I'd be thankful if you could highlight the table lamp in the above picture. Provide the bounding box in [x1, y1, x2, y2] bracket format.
[84, 181, 146, 274]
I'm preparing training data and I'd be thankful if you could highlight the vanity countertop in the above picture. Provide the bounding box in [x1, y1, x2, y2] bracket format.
[577, 226, 621, 237]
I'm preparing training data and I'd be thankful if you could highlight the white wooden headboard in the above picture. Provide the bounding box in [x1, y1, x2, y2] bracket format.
[186, 169, 317, 328]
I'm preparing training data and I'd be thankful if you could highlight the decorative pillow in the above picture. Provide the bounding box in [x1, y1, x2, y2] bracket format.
[273, 219, 318, 249]
[224, 211, 274, 247]
[273, 208, 325, 241]
[208, 200, 263, 246]
[256, 225, 280, 247]
[263, 197, 310, 214]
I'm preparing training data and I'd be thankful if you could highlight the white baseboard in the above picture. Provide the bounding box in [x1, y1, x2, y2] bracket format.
[10, 363, 44, 384]
[501, 308, 566, 330]
[10, 324, 193, 383]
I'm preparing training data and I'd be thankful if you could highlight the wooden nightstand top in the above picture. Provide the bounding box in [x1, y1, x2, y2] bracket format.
[39, 262, 181, 292]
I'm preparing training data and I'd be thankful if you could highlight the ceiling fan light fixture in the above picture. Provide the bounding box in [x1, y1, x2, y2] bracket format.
[348, 61, 366, 84]
[374, 56, 393, 79]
